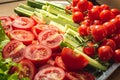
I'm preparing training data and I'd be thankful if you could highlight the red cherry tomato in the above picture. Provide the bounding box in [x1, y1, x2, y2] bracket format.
[65, 71, 95, 80]
[55, 56, 67, 71]
[111, 8, 120, 17]
[72, 6, 80, 13]
[87, 1, 93, 10]
[2, 40, 25, 62]
[100, 39, 116, 50]
[100, 4, 110, 10]
[103, 21, 116, 36]
[112, 34, 120, 48]
[72, 0, 79, 7]
[93, 20, 102, 25]
[0, 16, 13, 35]
[9, 30, 35, 45]
[91, 25, 107, 42]
[72, 11, 84, 23]
[61, 47, 88, 70]
[38, 29, 63, 51]
[34, 66, 65, 80]
[78, 24, 89, 36]
[110, 18, 120, 31]
[77, 0, 89, 12]
[24, 44, 52, 67]
[99, 10, 112, 22]
[98, 46, 113, 61]
[12, 17, 35, 30]
[66, 4, 72, 10]
[83, 42, 96, 57]
[114, 49, 120, 62]
[88, 8, 100, 20]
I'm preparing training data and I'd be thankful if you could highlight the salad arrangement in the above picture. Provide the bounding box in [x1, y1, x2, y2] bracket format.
[0, 0, 120, 80]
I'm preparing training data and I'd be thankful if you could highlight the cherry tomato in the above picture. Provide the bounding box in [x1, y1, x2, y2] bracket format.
[81, 19, 92, 26]
[55, 56, 67, 71]
[110, 18, 120, 31]
[111, 8, 120, 17]
[114, 49, 120, 62]
[38, 29, 63, 51]
[87, 1, 93, 10]
[93, 20, 102, 25]
[2, 40, 25, 62]
[9, 30, 35, 45]
[72, 11, 84, 23]
[83, 42, 96, 57]
[112, 34, 120, 48]
[66, 4, 72, 10]
[100, 4, 110, 10]
[88, 8, 100, 20]
[72, 6, 80, 13]
[77, 0, 89, 12]
[91, 25, 107, 42]
[24, 44, 52, 67]
[34, 66, 65, 80]
[12, 17, 35, 30]
[0, 16, 13, 35]
[100, 39, 116, 50]
[99, 10, 112, 22]
[103, 21, 116, 36]
[78, 24, 89, 36]
[72, 0, 79, 7]
[98, 46, 113, 61]
[61, 47, 88, 70]
[65, 71, 95, 80]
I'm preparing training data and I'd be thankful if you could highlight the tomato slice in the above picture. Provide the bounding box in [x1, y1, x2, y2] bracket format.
[12, 17, 35, 30]
[31, 24, 59, 38]
[24, 44, 52, 67]
[9, 30, 35, 45]
[34, 66, 65, 80]
[2, 40, 25, 62]
[61, 47, 88, 70]
[38, 29, 63, 51]
[65, 71, 95, 80]
[0, 16, 13, 35]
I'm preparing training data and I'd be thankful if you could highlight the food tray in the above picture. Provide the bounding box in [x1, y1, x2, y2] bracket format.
[44, 0, 120, 80]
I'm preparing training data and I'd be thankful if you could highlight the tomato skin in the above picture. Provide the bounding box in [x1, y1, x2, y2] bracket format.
[100, 4, 110, 10]
[110, 18, 120, 31]
[2, 40, 25, 62]
[61, 47, 88, 70]
[24, 44, 52, 67]
[111, 8, 120, 17]
[78, 24, 89, 36]
[87, 1, 93, 10]
[100, 39, 116, 50]
[91, 25, 107, 42]
[34, 66, 65, 80]
[93, 20, 102, 25]
[103, 21, 116, 36]
[9, 30, 35, 45]
[99, 10, 112, 22]
[112, 34, 120, 48]
[19, 59, 36, 80]
[0, 16, 13, 35]
[12, 17, 35, 30]
[77, 0, 88, 12]
[98, 46, 113, 61]
[72, 11, 84, 23]
[113, 49, 120, 62]
[38, 29, 63, 51]
[72, 0, 79, 7]
[72, 6, 80, 13]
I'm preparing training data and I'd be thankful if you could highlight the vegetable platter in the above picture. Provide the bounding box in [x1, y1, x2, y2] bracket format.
[0, 0, 120, 80]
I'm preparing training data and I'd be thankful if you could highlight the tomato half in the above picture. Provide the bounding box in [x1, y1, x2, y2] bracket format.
[9, 30, 35, 45]
[34, 66, 65, 80]
[38, 29, 63, 51]
[2, 40, 25, 62]
[24, 44, 52, 67]
[0, 16, 13, 35]
[61, 47, 88, 70]
[12, 17, 35, 30]
[65, 71, 95, 80]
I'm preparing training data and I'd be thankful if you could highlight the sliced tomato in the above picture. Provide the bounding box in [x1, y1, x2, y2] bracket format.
[0, 16, 13, 35]
[61, 47, 88, 70]
[38, 29, 63, 51]
[34, 66, 65, 80]
[65, 71, 95, 80]
[9, 30, 35, 45]
[10, 15, 19, 21]
[12, 17, 35, 30]
[31, 24, 59, 38]
[2, 40, 25, 62]
[24, 44, 52, 67]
